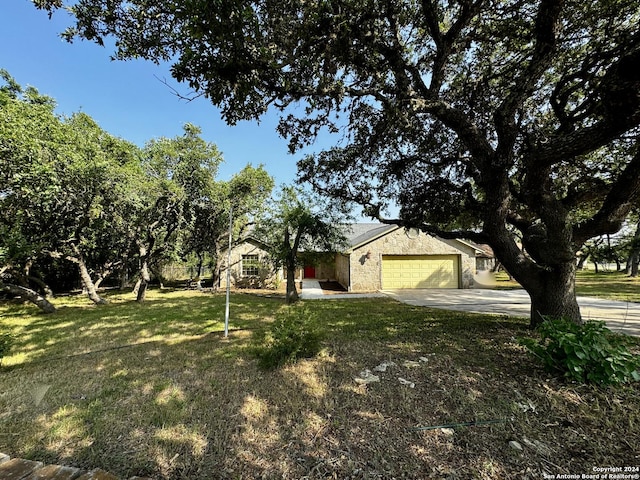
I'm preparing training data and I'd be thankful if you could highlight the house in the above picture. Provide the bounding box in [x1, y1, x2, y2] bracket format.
[466, 242, 496, 271]
[316, 224, 480, 291]
[219, 236, 281, 288]
[222, 224, 482, 291]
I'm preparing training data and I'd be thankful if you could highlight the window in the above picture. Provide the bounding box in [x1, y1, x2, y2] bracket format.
[241, 254, 260, 276]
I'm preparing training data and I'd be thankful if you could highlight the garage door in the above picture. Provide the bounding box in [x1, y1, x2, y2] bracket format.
[382, 255, 459, 289]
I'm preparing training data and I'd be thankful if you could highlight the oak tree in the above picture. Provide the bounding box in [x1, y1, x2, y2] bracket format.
[36, 0, 640, 325]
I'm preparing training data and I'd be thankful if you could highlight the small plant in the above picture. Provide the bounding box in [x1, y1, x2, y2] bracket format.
[519, 318, 640, 385]
[0, 332, 14, 366]
[254, 306, 323, 369]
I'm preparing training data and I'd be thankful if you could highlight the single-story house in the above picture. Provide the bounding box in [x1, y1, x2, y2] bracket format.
[222, 224, 484, 291]
[466, 242, 496, 271]
[324, 224, 479, 291]
[219, 236, 282, 288]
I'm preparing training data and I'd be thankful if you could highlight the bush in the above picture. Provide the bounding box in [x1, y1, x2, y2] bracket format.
[254, 307, 323, 369]
[520, 318, 640, 385]
[0, 332, 14, 366]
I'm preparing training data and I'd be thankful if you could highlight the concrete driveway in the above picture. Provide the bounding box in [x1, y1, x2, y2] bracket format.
[382, 289, 640, 337]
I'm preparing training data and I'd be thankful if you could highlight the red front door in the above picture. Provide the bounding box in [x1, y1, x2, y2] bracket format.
[304, 266, 316, 278]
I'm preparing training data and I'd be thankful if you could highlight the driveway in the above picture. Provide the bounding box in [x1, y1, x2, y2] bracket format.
[382, 289, 640, 337]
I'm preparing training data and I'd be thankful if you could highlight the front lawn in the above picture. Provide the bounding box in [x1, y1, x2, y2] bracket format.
[576, 270, 640, 303]
[1, 289, 639, 479]
[488, 270, 640, 303]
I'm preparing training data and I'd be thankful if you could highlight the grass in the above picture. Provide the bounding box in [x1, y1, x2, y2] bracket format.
[488, 270, 640, 303]
[1, 288, 639, 479]
[575, 270, 640, 303]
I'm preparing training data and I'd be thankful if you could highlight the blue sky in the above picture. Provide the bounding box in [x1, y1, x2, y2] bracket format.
[0, 0, 332, 187]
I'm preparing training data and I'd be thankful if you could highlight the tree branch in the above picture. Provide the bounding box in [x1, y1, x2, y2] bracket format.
[494, 0, 562, 158]
[573, 146, 640, 244]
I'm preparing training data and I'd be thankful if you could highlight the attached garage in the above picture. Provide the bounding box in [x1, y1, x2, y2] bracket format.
[382, 255, 460, 289]
[332, 224, 478, 292]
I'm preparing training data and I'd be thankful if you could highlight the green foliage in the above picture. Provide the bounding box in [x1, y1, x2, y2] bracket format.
[520, 318, 640, 385]
[0, 332, 14, 366]
[254, 307, 323, 370]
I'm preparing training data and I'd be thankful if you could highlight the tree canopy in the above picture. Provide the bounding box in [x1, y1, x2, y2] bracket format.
[257, 186, 349, 303]
[1, 70, 273, 310]
[30, 0, 640, 325]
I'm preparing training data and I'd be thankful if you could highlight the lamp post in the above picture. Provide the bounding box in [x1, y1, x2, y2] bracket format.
[224, 204, 232, 337]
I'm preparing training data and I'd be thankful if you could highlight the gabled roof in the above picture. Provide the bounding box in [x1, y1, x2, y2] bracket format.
[343, 223, 489, 254]
[344, 223, 399, 251]
[462, 241, 494, 258]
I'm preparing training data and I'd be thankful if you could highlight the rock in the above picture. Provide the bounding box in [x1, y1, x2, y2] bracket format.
[509, 440, 523, 451]
[522, 437, 553, 455]
[398, 377, 415, 388]
[402, 360, 421, 368]
[355, 369, 380, 384]
[515, 400, 537, 413]
[76, 468, 120, 480]
[31, 464, 85, 479]
[440, 428, 455, 436]
[0, 458, 44, 479]
[373, 361, 396, 372]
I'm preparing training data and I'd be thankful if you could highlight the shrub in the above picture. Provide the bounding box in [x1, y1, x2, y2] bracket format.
[520, 318, 640, 385]
[0, 332, 14, 366]
[254, 306, 323, 369]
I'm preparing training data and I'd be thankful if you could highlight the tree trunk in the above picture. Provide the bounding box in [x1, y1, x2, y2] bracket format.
[150, 266, 165, 289]
[77, 257, 108, 305]
[284, 230, 300, 304]
[628, 219, 640, 277]
[526, 263, 582, 328]
[132, 278, 142, 295]
[1, 283, 57, 313]
[71, 245, 108, 305]
[483, 195, 582, 329]
[137, 258, 151, 302]
[631, 257, 639, 277]
[27, 276, 54, 298]
[285, 263, 299, 304]
[285, 248, 299, 304]
[196, 253, 204, 278]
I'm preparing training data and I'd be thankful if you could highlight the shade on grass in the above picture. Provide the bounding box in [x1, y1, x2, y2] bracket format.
[1, 288, 639, 479]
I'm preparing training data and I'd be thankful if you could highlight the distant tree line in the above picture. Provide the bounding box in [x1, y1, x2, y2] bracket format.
[0, 70, 275, 311]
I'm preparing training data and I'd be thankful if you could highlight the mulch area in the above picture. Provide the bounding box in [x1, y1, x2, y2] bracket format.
[318, 281, 348, 294]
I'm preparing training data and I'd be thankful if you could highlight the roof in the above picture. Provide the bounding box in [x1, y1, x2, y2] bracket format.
[460, 240, 495, 257]
[343, 223, 489, 254]
[344, 223, 398, 250]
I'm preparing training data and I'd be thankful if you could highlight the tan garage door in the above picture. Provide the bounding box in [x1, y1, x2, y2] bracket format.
[382, 255, 460, 289]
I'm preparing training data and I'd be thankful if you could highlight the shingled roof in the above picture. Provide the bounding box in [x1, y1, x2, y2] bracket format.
[343, 223, 398, 250]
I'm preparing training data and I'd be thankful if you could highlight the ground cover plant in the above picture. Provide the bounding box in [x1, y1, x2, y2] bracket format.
[520, 319, 640, 385]
[1, 289, 639, 479]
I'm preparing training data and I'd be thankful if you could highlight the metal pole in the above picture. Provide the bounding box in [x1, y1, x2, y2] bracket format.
[224, 205, 232, 337]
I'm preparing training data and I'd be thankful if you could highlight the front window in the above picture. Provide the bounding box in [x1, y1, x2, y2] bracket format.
[241, 254, 260, 276]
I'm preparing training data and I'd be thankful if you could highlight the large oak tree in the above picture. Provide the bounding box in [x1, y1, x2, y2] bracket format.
[36, 0, 640, 325]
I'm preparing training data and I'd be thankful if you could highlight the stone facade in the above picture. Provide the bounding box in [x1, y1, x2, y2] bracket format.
[333, 227, 476, 291]
[304, 255, 336, 280]
[220, 238, 280, 288]
[335, 253, 350, 287]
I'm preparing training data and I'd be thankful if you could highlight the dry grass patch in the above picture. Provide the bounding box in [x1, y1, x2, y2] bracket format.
[1, 289, 639, 478]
